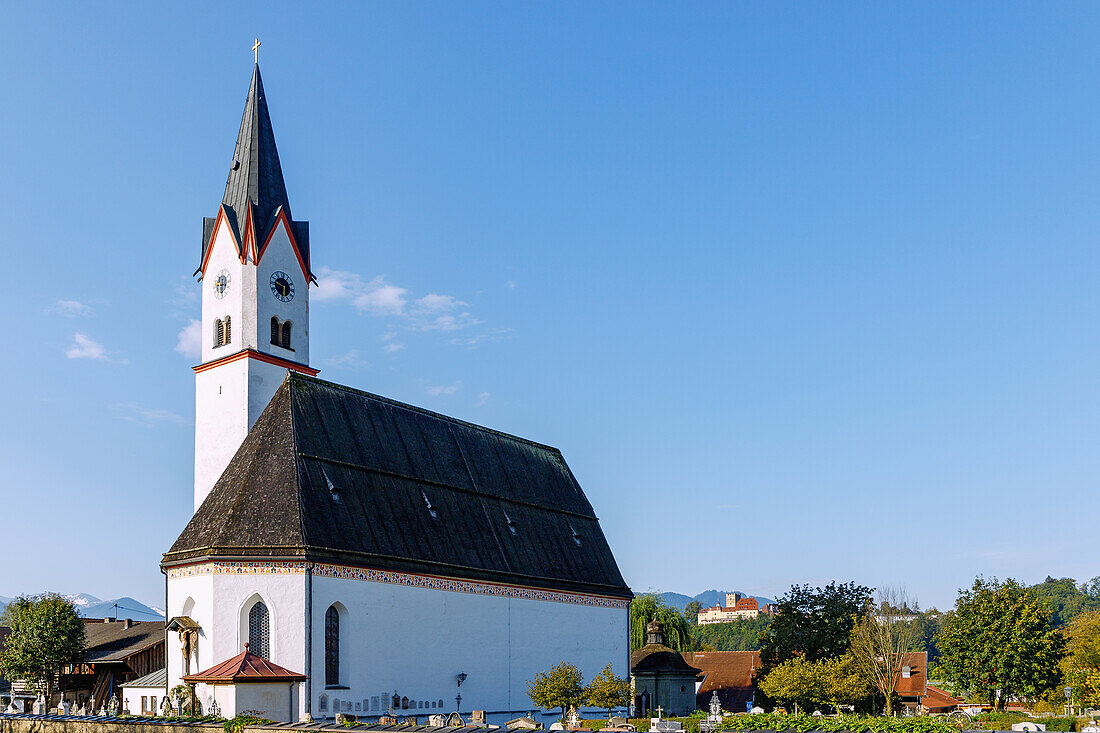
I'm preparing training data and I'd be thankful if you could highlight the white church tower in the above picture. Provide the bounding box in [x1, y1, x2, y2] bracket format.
[192, 63, 317, 511]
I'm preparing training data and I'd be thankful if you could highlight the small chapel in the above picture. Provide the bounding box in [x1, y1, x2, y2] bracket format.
[161, 59, 632, 725]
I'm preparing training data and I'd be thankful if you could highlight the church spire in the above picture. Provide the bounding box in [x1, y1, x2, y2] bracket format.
[222, 64, 292, 245]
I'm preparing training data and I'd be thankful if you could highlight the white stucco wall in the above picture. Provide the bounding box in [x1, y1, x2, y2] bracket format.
[121, 685, 163, 716]
[168, 566, 628, 726]
[197, 682, 299, 722]
[256, 220, 309, 366]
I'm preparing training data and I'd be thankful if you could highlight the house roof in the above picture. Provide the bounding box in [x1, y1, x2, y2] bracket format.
[682, 651, 759, 693]
[921, 685, 960, 712]
[83, 620, 165, 663]
[120, 668, 167, 689]
[201, 64, 309, 275]
[895, 651, 928, 697]
[182, 645, 305, 683]
[164, 373, 632, 600]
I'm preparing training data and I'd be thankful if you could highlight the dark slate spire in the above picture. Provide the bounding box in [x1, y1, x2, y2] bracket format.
[223, 64, 291, 243]
[200, 64, 311, 276]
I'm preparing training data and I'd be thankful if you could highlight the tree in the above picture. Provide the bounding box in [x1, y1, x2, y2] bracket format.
[527, 662, 587, 721]
[936, 577, 1065, 709]
[0, 593, 85, 708]
[692, 616, 771, 651]
[758, 582, 873, 672]
[1029, 577, 1100, 628]
[630, 595, 692, 652]
[1061, 608, 1100, 706]
[684, 601, 703, 626]
[820, 653, 876, 713]
[849, 587, 921, 715]
[585, 664, 630, 718]
[758, 655, 822, 714]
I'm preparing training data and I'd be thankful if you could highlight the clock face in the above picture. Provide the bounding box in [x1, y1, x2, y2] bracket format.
[212, 269, 231, 299]
[270, 271, 294, 302]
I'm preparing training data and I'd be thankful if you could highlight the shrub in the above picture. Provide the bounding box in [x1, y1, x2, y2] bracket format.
[223, 714, 274, 733]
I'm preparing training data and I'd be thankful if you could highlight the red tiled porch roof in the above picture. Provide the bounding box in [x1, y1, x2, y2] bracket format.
[182, 643, 305, 683]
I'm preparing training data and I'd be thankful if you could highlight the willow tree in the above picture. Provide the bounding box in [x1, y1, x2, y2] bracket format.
[630, 595, 693, 652]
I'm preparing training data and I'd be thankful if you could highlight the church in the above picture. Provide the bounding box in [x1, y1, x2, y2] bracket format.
[161, 61, 632, 724]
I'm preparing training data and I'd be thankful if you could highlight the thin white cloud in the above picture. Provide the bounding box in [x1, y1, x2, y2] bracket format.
[505, 281, 516, 290]
[175, 320, 201, 359]
[323, 349, 368, 369]
[314, 268, 407, 315]
[48, 299, 93, 317]
[314, 266, 491, 341]
[449, 328, 513, 347]
[415, 293, 467, 313]
[476, 392, 490, 407]
[383, 342, 405, 353]
[66, 333, 124, 362]
[111, 402, 189, 427]
[427, 381, 461, 397]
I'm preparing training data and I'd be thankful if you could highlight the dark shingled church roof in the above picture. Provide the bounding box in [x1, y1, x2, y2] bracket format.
[200, 65, 310, 274]
[164, 373, 632, 600]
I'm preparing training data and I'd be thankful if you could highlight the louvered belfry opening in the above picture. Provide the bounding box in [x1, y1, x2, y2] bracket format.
[214, 319, 224, 348]
[270, 316, 280, 345]
[281, 321, 292, 349]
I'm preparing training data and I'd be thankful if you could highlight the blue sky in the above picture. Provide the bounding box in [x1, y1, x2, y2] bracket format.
[2, 2, 1099, 612]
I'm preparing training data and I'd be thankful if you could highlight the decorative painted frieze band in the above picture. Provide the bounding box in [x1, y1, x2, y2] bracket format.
[167, 561, 629, 609]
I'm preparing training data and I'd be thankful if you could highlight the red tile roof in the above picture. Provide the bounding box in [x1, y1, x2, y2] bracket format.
[921, 685, 960, 713]
[894, 652, 927, 697]
[182, 644, 305, 683]
[682, 651, 759, 711]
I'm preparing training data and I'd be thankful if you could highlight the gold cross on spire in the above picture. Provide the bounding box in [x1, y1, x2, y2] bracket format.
[252, 38, 261, 64]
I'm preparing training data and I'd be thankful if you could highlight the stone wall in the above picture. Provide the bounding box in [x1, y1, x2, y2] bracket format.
[0, 718, 219, 733]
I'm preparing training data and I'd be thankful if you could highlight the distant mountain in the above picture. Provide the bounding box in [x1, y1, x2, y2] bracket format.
[81, 597, 163, 622]
[657, 590, 775, 612]
[64, 593, 102, 609]
[0, 594, 163, 622]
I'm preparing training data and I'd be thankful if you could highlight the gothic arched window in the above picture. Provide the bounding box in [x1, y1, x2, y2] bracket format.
[224, 315, 231, 345]
[248, 601, 270, 658]
[281, 321, 292, 349]
[214, 319, 224, 348]
[325, 605, 340, 686]
[270, 316, 279, 345]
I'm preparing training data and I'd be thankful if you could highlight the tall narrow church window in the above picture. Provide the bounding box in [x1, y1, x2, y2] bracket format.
[281, 321, 292, 349]
[325, 605, 340, 686]
[270, 316, 279, 345]
[224, 315, 231, 344]
[248, 601, 270, 658]
[214, 319, 224, 348]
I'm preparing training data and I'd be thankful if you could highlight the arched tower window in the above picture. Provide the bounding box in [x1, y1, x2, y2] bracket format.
[325, 605, 340, 686]
[223, 315, 231, 344]
[281, 321, 292, 349]
[270, 316, 279, 345]
[248, 601, 270, 658]
[213, 319, 224, 348]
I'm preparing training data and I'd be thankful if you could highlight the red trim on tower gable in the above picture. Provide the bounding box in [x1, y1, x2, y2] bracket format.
[198, 206, 244, 278]
[240, 205, 254, 265]
[193, 348, 319, 376]
[257, 208, 311, 281]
